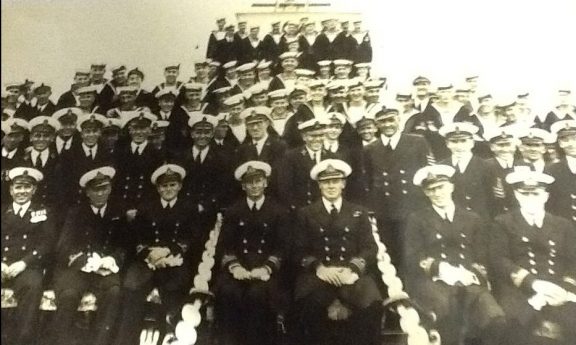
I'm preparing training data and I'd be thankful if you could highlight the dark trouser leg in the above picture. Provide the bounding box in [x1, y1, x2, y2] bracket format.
[11, 268, 44, 345]
[49, 269, 89, 345]
[347, 302, 384, 345]
[244, 281, 276, 345]
[214, 273, 245, 345]
[296, 286, 339, 345]
[113, 263, 153, 345]
[91, 274, 121, 345]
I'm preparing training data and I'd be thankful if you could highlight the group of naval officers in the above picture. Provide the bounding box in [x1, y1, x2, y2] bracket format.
[2, 15, 576, 345]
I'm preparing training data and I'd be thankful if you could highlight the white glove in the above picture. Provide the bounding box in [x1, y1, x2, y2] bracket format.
[99, 256, 119, 274]
[139, 328, 160, 345]
[532, 280, 568, 300]
[458, 266, 480, 286]
[81, 253, 102, 273]
[250, 267, 271, 281]
[146, 247, 171, 267]
[163, 254, 184, 268]
[126, 209, 137, 222]
[5, 261, 27, 278]
[336, 267, 359, 285]
[230, 265, 251, 280]
[316, 265, 343, 287]
[435, 262, 461, 286]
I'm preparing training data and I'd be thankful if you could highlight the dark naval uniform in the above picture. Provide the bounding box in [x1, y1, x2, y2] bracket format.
[21, 148, 63, 209]
[215, 197, 290, 345]
[1, 202, 56, 345]
[545, 160, 576, 226]
[115, 197, 201, 345]
[1, 147, 26, 202]
[49, 201, 126, 345]
[485, 158, 519, 217]
[67, 144, 114, 205]
[404, 206, 505, 345]
[491, 210, 576, 341]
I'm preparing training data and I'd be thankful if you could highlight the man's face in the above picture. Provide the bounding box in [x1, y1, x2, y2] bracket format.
[149, 132, 166, 149]
[81, 127, 101, 147]
[376, 115, 400, 137]
[281, 58, 298, 71]
[319, 66, 331, 78]
[246, 119, 269, 140]
[10, 182, 36, 205]
[454, 92, 470, 104]
[304, 24, 315, 34]
[252, 93, 268, 106]
[365, 88, 380, 103]
[242, 175, 268, 200]
[356, 67, 369, 79]
[414, 82, 430, 98]
[272, 23, 280, 32]
[2, 132, 25, 150]
[318, 178, 346, 201]
[225, 68, 237, 80]
[514, 188, 549, 214]
[326, 122, 343, 140]
[58, 122, 76, 139]
[270, 98, 288, 112]
[217, 20, 226, 30]
[289, 94, 307, 109]
[353, 22, 362, 31]
[490, 140, 517, 160]
[310, 86, 327, 102]
[164, 68, 179, 83]
[286, 24, 298, 35]
[358, 123, 377, 142]
[113, 71, 127, 84]
[119, 93, 136, 106]
[158, 97, 175, 112]
[557, 92, 571, 106]
[327, 20, 337, 31]
[208, 65, 218, 78]
[157, 180, 182, 202]
[74, 74, 90, 87]
[35, 91, 52, 105]
[195, 65, 208, 78]
[90, 66, 106, 81]
[228, 103, 244, 117]
[446, 137, 474, 155]
[191, 126, 214, 148]
[5, 89, 20, 103]
[127, 74, 143, 88]
[479, 97, 494, 113]
[79, 92, 96, 108]
[424, 181, 454, 208]
[437, 89, 454, 104]
[288, 41, 300, 52]
[519, 141, 546, 161]
[334, 66, 349, 79]
[396, 98, 414, 112]
[329, 89, 347, 103]
[214, 123, 229, 139]
[302, 129, 325, 151]
[257, 68, 271, 80]
[184, 90, 202, 103]
[558, 134, 576, 157]
[102, 130, 119, 148]
[249, 28, 259, 38]
[348, 86, 364, 101]
[238, 22, 247, 31]
[296, 75, 311, 84]
[129, 126, 150, 144]
[466, 78, 478, 91]
[86, 184, 112, 208]
[238, 71, 256, 87]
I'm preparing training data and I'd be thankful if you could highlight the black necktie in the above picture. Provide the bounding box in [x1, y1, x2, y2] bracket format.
[330, 204, 338, 218]
[251, 203, 257, 213]
[34, 153, 42, 168]
[195, 151, 202, 164]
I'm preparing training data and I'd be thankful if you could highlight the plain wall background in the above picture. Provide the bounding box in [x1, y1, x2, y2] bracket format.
[2, 0, 575, 113]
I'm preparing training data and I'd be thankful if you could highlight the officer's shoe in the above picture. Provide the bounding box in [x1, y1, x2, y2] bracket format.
[327, 299, 351, 321]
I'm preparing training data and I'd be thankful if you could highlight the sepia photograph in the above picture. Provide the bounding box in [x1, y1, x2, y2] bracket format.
[1, 0, 575, 345]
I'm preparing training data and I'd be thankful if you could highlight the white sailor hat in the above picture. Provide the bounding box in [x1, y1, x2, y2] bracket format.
[215, 112, 230, 124]
[333, 59, 353, 67]
[52, 107, 82, 123]
[117, 86, 138, 95]
[150, 120, 170, 132]
[111, 65, 127, 75]
[317, 60, 332, 67]
[8, 167, 43, 184]
[209, 61, 221, 67]
[307, 79, 326, 89]
[347, 78, 364, 89]
[155, 87, 179, 99]
[373, 107, 400, 119]
[29, 116, 60, 132]
[326, 80, 348, 92]
[310, 159, 352, 181]
[518, 127, 554, 144]
[74, 69, 91, 76]
[505, 167, 554, 189]
[223, 94, 245, 106]
[240, 107, 272, 123]
[213, 86, 232, 95]
[550, 120, 576, 138]
[355, 113, 376, 128]
[354, 62, 371, 69]
[4, 82, 21, 92]
[364, 79, 385, 90]
[256, 60, 272, 70]
[327, 112, 346, 124]
[164, 64, 181, 71]
[413, 165, 456, 187]
[151, 164, 186, 185]
[278, 52, 301, 60]
[247, 83, 267, 96]
[79, 166, 116, 188]
[122, 112, 157, 128]
[412, 76, 431, 85]
[1, 118, 29, 135]
[188, 112, 218, 129]
[295, 69, 315, 77]
[77, 113, 107, 131]
[438, 122, 479, 138]
[223, 60, 238, 69]
[183, 83, 204, 92]
[77, 85, 99, 94]
[90, 63, 106, 68]
[298, 118, 330, 131]
[102, 118, 122, 130]
[483, 125, 518, 143]
[290, 84, 310, 96]
[236, 62, 257, 73]
[33, 83, 52, 94]
[268, 89, 289, 100]
[234, 160, 272, 181]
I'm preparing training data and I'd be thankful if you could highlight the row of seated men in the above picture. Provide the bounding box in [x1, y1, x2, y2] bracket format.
[2, 152, 575, 345]
[204, 17, 373, 68]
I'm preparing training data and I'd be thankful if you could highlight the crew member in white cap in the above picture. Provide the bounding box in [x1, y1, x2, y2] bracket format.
[222, 94, 247, 143]
[541, 89, 576, 131]
[232, 62, 257, 95]
[546, 120, 576, 225]
[215, 24, 241, 66]
[98, 65, 128, 113]
[31, 83, 57, 117]
[293, 158, 382, 345]
[49, 166, 123, 345]
[2, 167, 54, 345]
[267, 89, 293, 137]
[491, 168, 576, 345]
[516, 127, 554, 173]
[1, 119, 29, 189]
[405, 164, 507, 345]
[277, 119, 330, 210]
[364, 106, 431, 265]
[261, 21, 282, 66]
[315, 18, 353, 62]
[76, 85, 101, 115]
[115, 163, 202, 345]
[154, 87, 189, 153]
[269, 52, 300, 91]
[216, 160, 290, 345]
[255, 60, 273, 88]
[126, 67, 156, 110]
[151, 64, 183, 98]
[239, 25, 265, 64]
[439, 122, 491, 219]
[56, 69, 91, 109]
[52, 107, 82, 156]
[207, 17, 227, 60]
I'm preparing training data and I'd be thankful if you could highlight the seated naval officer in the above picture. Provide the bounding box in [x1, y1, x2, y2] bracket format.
[516, 127, 554, 173]
[1, 118, 28, 202]
[293, 159, 382, 345]
[404, 165, 507, 345]
[115, 164, 202, 345]
[215, 161, 290, 345]
[490, 168, 576, 345]
[2, 167, 55, 345]
[545, 120, 576, 226]
[48, 167, 123, 345]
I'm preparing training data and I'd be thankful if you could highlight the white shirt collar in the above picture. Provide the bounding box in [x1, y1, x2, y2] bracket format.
[31, 148, 50, 166]
[495, 156, 514, 169]
[305, 146, 321, 161]
[432, 202, 456, 222]
[324, 140, 339, 153]
[322, 197, 343, 214]
[380, 131, 401, 149]
[566, 156, 576, 174]
[2, 147, 17, 159]
[192, 145, 209, 162]
[253, 134, 269, 151]
[160, 110, 171, 120]
[520, 208, 545, 228]
[37, 103, 47, 112]
[13, 201, 31, 217]
[56, 136, 73, 152]
[82, 143, 97, 157]
[161, 198, 177, 209]
[452, 152, 473, 172]
[131, 141, 148, 154]
[247, 196, 265, 210]
[90, 204, 107, 217]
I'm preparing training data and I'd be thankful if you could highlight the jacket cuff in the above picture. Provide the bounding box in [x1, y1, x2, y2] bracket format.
[349, 257, 367, 275]
[562, 276, 576, 294]
[301, 256, 319, 271]
[222, 254, 239, 270]
[265, 255, 281, 273]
